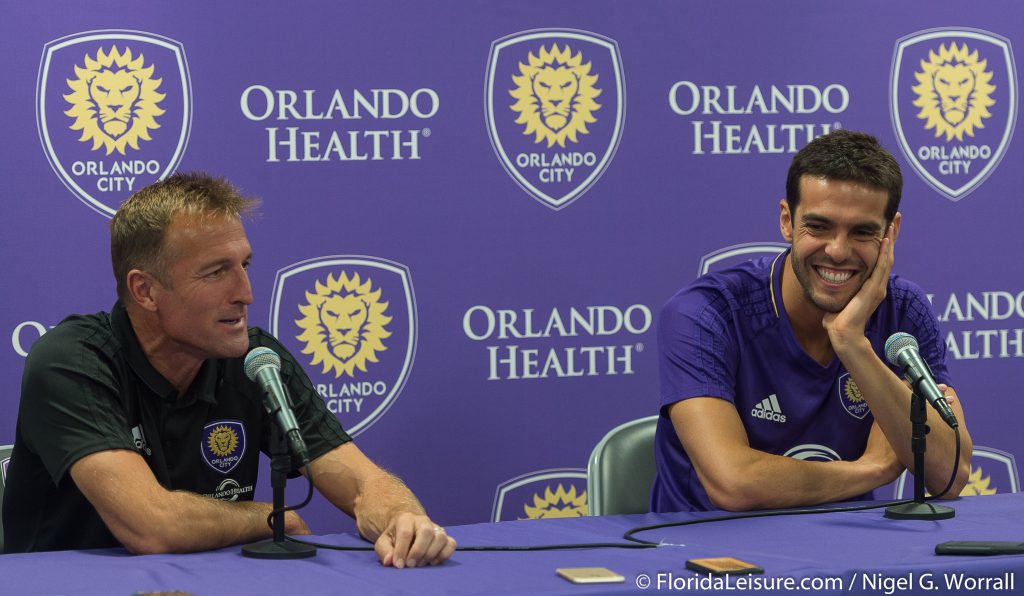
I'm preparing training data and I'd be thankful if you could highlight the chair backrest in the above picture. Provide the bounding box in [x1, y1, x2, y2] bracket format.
[0, 443, 13, 553]
[587, 416, 659, 516]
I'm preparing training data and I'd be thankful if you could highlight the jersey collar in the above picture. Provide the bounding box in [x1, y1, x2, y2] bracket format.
[111, 302, 219, 405]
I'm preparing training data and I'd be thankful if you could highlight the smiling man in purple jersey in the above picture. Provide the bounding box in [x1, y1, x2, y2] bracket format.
[651, 130, 972, 512]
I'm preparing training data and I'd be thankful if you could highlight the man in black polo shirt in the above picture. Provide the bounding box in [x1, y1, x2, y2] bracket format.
[3, 173, 455, 567]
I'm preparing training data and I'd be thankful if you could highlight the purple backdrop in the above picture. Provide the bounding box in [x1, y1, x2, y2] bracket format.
[2, 0, 1021, 534]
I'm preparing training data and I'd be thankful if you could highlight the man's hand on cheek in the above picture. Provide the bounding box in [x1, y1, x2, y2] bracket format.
[824, 222, 898, 352]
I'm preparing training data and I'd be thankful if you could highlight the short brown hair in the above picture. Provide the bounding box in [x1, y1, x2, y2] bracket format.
[110, 172, 259, 301]
[785, 129, 902, 223]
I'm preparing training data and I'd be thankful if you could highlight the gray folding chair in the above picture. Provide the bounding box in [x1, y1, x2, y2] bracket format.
[0, 443, 13, 552]
[587, 416, 659, 516]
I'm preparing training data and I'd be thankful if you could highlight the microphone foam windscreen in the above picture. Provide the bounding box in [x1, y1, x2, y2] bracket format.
[244, 346, 281, 381]
[884, 332, 918, 366]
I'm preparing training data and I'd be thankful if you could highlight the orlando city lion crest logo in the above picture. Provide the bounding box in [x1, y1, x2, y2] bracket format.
[486, 29, 625, 210]
[890, 28, 1017, 201]
[893, 446, 1020, 497]
[491, 468, 589, 522]
[698, 242, 789, 276]
[270, 255, 417, 437]
[201, 420, 246, 475]
[37, 30, 192, 217]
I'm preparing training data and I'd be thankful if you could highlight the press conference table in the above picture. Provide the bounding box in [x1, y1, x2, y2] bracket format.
[3, 493, 1023, 595]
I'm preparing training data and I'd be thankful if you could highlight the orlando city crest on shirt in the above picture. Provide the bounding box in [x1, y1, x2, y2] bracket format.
[269, 256, 417, 438]
[485, 29, 625, 210]
[37, 30, 192, 217]
[491, 468, 588, 522]
[837, 373, 870, 420]
[890, 28, 1017, 201]
[201, 420, 246, 475]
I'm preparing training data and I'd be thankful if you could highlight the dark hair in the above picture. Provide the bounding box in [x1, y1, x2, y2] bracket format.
[110, 172, 258, 301]
[785, 129, 902, 222]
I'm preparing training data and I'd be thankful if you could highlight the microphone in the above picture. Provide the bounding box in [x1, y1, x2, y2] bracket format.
[244, 347, 310, 464]
[884, 332, 958, 429]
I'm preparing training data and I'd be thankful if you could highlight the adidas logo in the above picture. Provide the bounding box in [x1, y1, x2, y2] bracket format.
[751, 394, 787, 423]
[131, 424, 152, 456]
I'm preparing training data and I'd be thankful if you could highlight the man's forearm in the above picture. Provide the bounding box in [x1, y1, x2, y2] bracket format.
[673, 398, 901, 512]
[836, 337, 972, 496]
[102, 490, 286, 554]
[352, 471, 426, 542]
[72, 450, 302, 555]
[697, 447, 895, 511]
[302, 443, 454, 568]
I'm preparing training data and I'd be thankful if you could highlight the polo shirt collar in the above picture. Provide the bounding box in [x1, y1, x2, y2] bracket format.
[111, 301, 220, 405]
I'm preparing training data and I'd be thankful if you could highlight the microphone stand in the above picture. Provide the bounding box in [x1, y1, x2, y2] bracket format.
[242, 423, 317, 558]
[884, 388, 955, 520]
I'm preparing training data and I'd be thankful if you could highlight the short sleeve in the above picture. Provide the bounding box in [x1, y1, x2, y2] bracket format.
[657, 287, 739, 408]
[19, 328, 135, 483]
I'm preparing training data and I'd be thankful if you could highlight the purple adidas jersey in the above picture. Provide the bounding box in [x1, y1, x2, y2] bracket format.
[651, 250, 950, 512]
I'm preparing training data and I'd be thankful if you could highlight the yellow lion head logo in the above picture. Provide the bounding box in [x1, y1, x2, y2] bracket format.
[522, 484, 588, 519]
[912, 42, 996, 142]
[509, 44, 601, 148]
[63, 45, 166, 155]
[844, 378, 864, 403]
[295, 272, 392, 378]
[960, 465, 998, 496]
[208, 425, 239, 457]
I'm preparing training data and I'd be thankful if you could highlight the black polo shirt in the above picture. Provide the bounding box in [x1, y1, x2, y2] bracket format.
[2, 302, 350, 553]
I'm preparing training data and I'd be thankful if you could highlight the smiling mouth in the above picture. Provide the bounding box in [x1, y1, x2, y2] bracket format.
[815, 266, 854, 284]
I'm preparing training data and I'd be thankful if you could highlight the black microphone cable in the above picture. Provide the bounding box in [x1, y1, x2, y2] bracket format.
[279, 418, 963, 553]
[267, 465, 317, 534]
[624, 425, 964, 544]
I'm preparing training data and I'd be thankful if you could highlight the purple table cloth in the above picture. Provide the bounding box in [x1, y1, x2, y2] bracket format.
[2, 494, 1022, 595]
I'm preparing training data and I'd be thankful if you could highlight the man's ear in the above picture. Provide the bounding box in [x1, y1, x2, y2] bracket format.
[890, 212, 902, 239]
[126, 269, 159, 312]
[779, 199, 794, 242]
